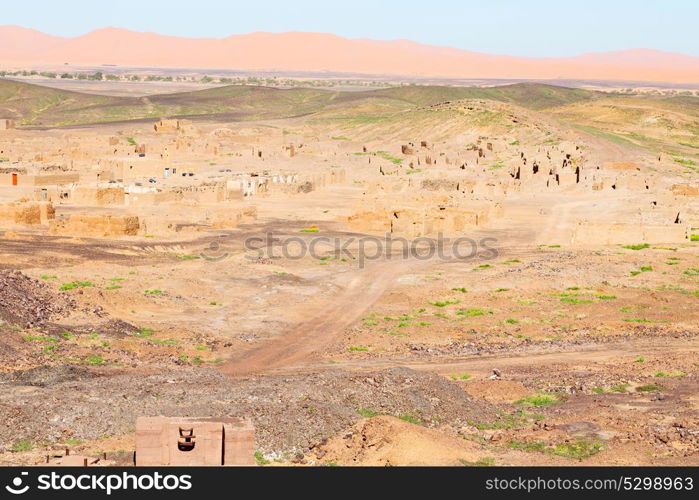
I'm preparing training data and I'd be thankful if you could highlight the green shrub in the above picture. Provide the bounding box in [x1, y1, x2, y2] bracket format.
[457, 308, 492, 317]
[10, 439, 34, 452]
[133, 327, 154, 338]
[561, 297, 593, 304]
[254, 451, 270, 465]
[60, 281, 93, 291]
[622, 243, 650, 250]
[515, 394, 561, 407]
[83, 354, 104, 365]
[429, 299, 460, 307]
[636, 384, 662, 392]
[398, 413, 421, 424]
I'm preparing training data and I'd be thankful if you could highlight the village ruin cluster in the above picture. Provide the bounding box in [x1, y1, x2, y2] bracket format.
[2, 108, 697, 247]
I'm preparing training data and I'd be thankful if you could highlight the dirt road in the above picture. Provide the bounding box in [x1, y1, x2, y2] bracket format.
[219, 227, 537, 376]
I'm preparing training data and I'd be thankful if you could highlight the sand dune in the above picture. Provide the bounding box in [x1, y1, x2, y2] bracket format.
[1, 25, 698, 83]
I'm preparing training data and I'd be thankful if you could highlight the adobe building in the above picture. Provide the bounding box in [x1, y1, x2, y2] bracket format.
[0, 118, 15, 130]
[135, 416, 254, 466]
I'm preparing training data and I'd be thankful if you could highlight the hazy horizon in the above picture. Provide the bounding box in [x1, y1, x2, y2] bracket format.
[5, 0, 698, 58]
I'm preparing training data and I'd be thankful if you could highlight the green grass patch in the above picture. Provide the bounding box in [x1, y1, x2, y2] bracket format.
[347, 346, 368, 352]
[429, 299, 460, 307]
[561, 297, 593, 305]
[23, 335, 58, 343]
[397, 413, 421, 425]
[357, 408, 379, 418]
[508, 439, 603, 460]
[636, 384, 662, 392]
[376, 150, 403, 165]
[10, 439, 34, 452]
[622, 243, 650, 250]
[254, 451, 270, 465]
[457, 308, 492, 317]
[630, 266, 653, 276]
[150, 338, 179, 346]
[83, 354, 105, 365]
[175, 254, 200, 261]
[450, 374, 471, 381]
[551, 440, 605, 460]
[144, 289, 165, 295]
[516, 394, 562, 407]
[133, 327, 154, 338]
[60, 281, 93, 291]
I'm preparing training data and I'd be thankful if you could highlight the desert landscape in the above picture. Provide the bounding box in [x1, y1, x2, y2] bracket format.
[0, 22, 698, 468]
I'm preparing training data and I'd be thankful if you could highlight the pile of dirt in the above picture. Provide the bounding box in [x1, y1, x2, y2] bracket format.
[313, 416, 484, 466]
[0, 270, 76, 328]
[0, 366, 498, 454]
[0, 365, 93, 387]
[59, 319, 139, 339]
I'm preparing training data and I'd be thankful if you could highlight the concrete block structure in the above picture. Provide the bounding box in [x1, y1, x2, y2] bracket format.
[135, 416, 255, 466]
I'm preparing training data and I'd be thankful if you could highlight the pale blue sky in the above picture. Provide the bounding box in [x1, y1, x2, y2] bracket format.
[5, 0, 698, 57]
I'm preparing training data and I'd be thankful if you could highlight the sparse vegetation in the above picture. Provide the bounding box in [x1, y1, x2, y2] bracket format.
[358, 408, 379, 418]
[10, 439, 34, 452]
[622, 243, 650, 250]
[516, 394, 562, 407]
[60, 281, 93, 291]
[429, 299, 460, 307]
[83, 353, 105, 365]
[347, 346, 368, 352]
[398, 413, 421, 425]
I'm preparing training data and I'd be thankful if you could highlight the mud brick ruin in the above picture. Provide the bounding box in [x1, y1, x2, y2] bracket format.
[135, 416, 255, 466]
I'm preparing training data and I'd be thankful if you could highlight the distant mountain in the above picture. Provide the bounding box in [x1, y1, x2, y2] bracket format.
[0, 25, 64, 59]
[1, 26, 698, 83]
